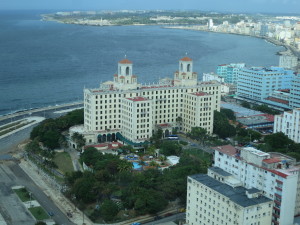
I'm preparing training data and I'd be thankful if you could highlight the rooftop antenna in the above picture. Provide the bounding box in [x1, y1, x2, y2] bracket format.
[185, 52, 188, 56]
[124, 54, 127, 59]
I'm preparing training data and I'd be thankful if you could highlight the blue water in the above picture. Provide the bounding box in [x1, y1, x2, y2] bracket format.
[0, 10, 284, 116]
[132, 162, 142, 170]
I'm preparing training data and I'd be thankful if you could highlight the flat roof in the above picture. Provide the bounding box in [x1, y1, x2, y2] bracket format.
[221, 102, 263, 117]
[209, 167, 232, 177]
[189, 174, 272, 208]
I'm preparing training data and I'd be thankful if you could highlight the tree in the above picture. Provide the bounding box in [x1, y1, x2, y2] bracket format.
[241, 101, 251, 109]
[160, 141, 182, 156]
[213, 110, 236, 138]
[100, 200, 119, 222]
[220, 108, 236, 121]
[117, 160, 133, 172]
[189, 127, 208, 144]
[72, 132, 86, 150]
[35, 222, 46, 225]
[264, 132, 294, 151]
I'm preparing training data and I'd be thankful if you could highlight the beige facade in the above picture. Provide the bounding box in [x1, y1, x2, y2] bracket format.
[187, 174, 273, 225]
[83, 57, 221, 145]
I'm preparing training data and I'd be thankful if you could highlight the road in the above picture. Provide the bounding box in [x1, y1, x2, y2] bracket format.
[177, 134, 214, 154]
[0, 161, 74, 225]
[143, 213, 185, 225]
[0, 102, 83, 155]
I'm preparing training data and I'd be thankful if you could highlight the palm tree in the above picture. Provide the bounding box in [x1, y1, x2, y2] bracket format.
[118, 161, 133, 172]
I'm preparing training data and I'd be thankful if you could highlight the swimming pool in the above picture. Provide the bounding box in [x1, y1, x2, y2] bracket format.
[132, 162, 142, 170]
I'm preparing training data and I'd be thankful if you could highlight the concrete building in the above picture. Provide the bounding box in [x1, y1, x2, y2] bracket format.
[213, 145, 300, 225]
[290, 74, 300, 109]
[274, 108, 300, 143]
[216, 63, 245, 84]
[82, 57, 221, 146]
[186, 173, 273, 225]
[279, 55, 298, 70]
[236, 67, 294, 103]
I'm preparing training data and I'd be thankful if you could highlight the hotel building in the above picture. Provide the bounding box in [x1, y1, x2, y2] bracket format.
[81, 57, 221, 146]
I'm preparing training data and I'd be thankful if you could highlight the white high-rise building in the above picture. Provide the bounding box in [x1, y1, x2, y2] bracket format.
[186, 172, 273, 225]
[81, 57, 221, 146]
[279, 55, 298, 70]
[274, 108, 300, 143]
[213, 145, 300, 225]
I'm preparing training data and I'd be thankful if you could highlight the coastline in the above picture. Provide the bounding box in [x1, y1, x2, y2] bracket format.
[163, 26, 300, 59]
[42, 15, 300, 60]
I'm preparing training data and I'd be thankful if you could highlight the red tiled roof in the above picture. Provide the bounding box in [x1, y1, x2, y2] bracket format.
[212, 145, 238, 157]
[182, 72, 186, 75]
[127, 96, 148, 102]
[132, 75, 137, 78]
[269, 169, 288, 178]
[263, 158, 281, 164]
[192, 92, 209, 96]
[180, 56, 192, 61]
[265, 97, 289, 105]
[114, 74, 118, 77]
[119, 76, 125, 79]
[119, 59, 132, 64]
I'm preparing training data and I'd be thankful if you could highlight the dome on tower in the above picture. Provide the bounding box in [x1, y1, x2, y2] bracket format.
[180, 56, 193, 61]
[119, 59, 133, 64]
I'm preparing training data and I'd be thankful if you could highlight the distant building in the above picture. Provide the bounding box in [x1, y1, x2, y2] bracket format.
[208, 19, 214, 30]
[274, 108, 300, 143]
[81, 57, 221, 146]
[202, 72, 224, 83]
[236, 67, 294, 103]
[260, 24, 269, 36]
[186, 173, 273, 225]
[279, 55, 298, 70]
[216, 63, 245, 84]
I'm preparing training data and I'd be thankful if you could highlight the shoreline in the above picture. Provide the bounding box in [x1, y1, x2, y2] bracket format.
[163, 26, 300, 59]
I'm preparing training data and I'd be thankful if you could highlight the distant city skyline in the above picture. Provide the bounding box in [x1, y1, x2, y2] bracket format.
[1, 0, 300, 14]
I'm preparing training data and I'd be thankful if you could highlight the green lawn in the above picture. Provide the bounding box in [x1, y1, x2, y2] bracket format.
[53, 152, 74, 174]
[184, 148, 212, 162]
[14, 188, 33, 202]
[28, 206, 49, 220]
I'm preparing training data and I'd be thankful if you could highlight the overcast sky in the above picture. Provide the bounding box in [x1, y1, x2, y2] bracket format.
[1, 0, 300, 14]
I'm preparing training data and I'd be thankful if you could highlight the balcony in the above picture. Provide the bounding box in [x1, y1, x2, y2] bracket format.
[276, 179, 283, 184]
[275, 186, 282, 191]
[275, 193, 282, 199]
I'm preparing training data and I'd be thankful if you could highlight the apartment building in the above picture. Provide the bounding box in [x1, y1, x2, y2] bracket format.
[236, 66, 294, 103]
[186, 172, 273, 225]
[274, 108, 300, 143]
[213, 145, 299, 225]
[216, 63, 245, 84]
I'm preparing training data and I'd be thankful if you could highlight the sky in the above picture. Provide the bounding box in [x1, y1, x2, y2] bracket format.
[1, 0, 300, 14]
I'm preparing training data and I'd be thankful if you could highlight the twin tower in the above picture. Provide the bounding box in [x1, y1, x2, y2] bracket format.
[112, 56, 198, 90]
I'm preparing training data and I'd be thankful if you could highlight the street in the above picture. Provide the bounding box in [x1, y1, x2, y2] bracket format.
[0, 161, 74, 225]
[143, 213, 185, 225]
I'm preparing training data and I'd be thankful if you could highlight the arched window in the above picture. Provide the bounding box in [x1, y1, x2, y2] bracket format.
[126, 67, 130, 75]
[187, 64, 191, 72]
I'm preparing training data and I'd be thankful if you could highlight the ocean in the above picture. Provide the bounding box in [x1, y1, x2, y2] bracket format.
[0, 10, 284, 116]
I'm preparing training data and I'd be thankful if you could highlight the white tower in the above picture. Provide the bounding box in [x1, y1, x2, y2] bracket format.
[174, 57, 198, 86]
[113, 58, 138, 90]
